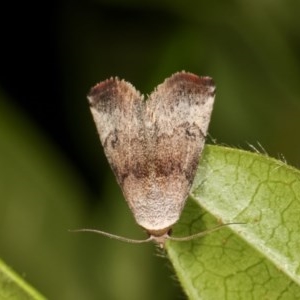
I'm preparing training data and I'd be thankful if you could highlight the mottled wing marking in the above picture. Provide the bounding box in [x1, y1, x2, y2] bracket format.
[87, 78, 146, 187]
[131, 73, 215, 233]
[87, 72, 215, 235]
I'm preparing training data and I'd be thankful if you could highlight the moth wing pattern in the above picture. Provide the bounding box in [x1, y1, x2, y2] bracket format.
[137, 72, 215, 234]
[87, 72, 215, 236]
[87, 78, 146, 187]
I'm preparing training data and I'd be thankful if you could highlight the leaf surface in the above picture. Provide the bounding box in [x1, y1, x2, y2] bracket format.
[0, 259, 45, 300]
[167, 145, 300, 299]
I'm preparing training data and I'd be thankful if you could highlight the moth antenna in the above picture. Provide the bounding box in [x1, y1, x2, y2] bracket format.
[168, 222, 244, 242]
[69, 228, 153, 244]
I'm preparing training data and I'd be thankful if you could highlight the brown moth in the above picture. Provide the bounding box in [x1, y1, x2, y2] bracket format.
[78, 71, 217, 248]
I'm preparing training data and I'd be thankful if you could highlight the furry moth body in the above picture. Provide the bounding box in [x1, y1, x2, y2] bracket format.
[84, 71, 215, 247]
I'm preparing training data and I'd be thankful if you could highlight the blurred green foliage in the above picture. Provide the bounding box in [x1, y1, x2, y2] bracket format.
[1, 0, 300, 299]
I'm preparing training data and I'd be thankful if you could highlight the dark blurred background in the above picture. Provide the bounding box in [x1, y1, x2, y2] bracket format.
[0, 1, 300, 299]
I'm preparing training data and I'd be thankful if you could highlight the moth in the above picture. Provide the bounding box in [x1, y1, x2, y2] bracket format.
[77, 71, 219, 247]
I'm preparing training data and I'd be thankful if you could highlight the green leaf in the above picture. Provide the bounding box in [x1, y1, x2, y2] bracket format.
[0, 258, 45, 300]
[166, 145, 300, 300]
